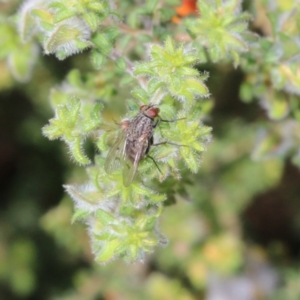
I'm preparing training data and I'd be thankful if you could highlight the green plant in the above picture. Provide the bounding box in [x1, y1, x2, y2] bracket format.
[0, 0, 256, 264]
[2, 1, 300, 298]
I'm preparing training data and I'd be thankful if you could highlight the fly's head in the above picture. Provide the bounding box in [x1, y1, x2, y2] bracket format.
[140, 105, 160, 119]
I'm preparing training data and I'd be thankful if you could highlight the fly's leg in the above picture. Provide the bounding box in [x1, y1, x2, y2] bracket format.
[153, 118, 160, 128]
[147, 142, 187, 175]
[152, 141, 188, 147]
[146, 154, 162, 174]
[153, 117, 185, 129]
[155, 116, 186, 141]
[160, 117, 185, 123]
[149, 116, 187, 173]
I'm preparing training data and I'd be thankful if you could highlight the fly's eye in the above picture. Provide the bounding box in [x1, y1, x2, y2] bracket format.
[147, 107, 159, 118]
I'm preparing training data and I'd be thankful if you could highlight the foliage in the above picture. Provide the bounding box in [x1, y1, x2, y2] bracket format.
[1, 0, 300, 299]
[184, 0, 256, 66]
[16, 0, 213, 263]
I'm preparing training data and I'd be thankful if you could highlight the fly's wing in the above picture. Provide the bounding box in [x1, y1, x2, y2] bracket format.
[104, 130, 128, 174]
[123, 134, 149, 187]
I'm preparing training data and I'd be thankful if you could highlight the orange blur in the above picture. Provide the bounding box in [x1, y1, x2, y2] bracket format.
[172, 0, 198, 24]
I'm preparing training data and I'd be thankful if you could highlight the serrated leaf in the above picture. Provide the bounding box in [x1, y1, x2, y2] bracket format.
[87, 2, 105, 12]
[225, 34, 248, 51]
[48, 1, 66, 11]
[96, 239, 120, 262]
[90, 50, 105, 69]
[134, 63, 155, 76]
[53, 9, 75, 23]
[105, 27, 119, 40]
[164, 36, 175, 53]
[155, 145, 176, 160]
[82, 120, 100, 132]
[75, 40, 91, 51]
[69, 138, 90, 165]
[71, 209, 90, 223]
[66, 69, 82, 87]
[185, 0, 252, 65]
[181, 148, 199, 173]
[148, 193, 166, 203]
[147, 78, 165, 94]
[42, 123, 61, 139]
[177, 67, 199, 77]
[185, 78, 209, 97]
[8, 44, 37, 82]
[132, 87, 148, 101]
[39, 21, 55, 31]
[95, 209, 116, 225]
[44, 24, 83, 54]
[83, 12, 99, 31]
[115, 57, 127, 71]
[92, 33, 112, 54]
[31, 8, 53, 24]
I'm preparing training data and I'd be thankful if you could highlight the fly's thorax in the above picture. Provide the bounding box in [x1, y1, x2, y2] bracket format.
[125, 134, 150, 162]
[124, 113, 155, 162]
[127, 113, 155, 141]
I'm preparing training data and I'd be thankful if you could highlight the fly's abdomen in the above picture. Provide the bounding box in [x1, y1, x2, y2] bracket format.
[125, 134, 149, 162]
[125, 139, 138, 162]
[124, 113, 155, 163]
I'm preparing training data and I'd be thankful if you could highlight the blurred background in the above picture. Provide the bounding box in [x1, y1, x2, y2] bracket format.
[1, 0, 300, 299]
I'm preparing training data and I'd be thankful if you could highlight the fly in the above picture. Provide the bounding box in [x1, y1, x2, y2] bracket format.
[104, 105, 160, 187]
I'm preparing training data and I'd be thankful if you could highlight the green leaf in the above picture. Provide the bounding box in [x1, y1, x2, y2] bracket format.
[148, 78, 165, 94]
[69, 138, 91, 165]
[134, 63, 155, 76]
[92, 33, 112, 54]
[177, 67, 199, 77]
[266, 94, 289, 120]
[87, 2, 105, 12]
[164, 36, 175, 54]
[231, 50, 240, 68]
[75, 39, 91, 51]
[146, 0, 159, 11]
[115, 57, 127, 71]
[71, 209, 90, 223]
[44, 23, 91, 58]
[96, 239, 120, 262]
[90, 50, 106, 69]
[83, 12, 99, 31]
[239, 82, 253, 103]
[66, 69, 82, 87]
[95, 209, 116, 225]
[132, 87, 149, 101]
[31, 9, 53, 24]
[53, 9, 75, 23]
[48, 1, 66, 11]
[181, 148, 199, 173]
[185, 78, 209, 97]
[8, 44, 37, 82]
[185, 0, 253, 66]
[105, 27, 120, 40]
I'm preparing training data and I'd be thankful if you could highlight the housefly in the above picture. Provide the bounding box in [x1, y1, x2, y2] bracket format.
[104, 105, 161, 186]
